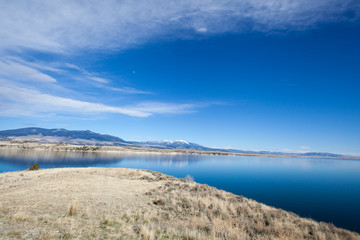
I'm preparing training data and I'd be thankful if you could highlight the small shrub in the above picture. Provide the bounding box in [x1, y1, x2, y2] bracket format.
[68, 202, 78, 216]
[121, 214, 130, 222]
[60, 233, 73, 239]
[28, 164, 39, 171]
[7, 230, 21, 238]
[153, 199, 165, 206]
[133, 215, 140, 222]
[100, 219, 118, 229]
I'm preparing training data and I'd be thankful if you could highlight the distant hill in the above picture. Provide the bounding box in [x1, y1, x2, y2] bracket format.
[137, 140, 210, 150]
[0, 127, 127, 146]
[301, 152, 344, 158]
[0, 127, 356, 159]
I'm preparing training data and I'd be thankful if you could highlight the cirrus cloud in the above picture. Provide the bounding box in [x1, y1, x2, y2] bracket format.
[0, 59, 57, 83]
[0, 84, 200, 118]
[0, 0, 359, 120]
[0, 0, 358, 53]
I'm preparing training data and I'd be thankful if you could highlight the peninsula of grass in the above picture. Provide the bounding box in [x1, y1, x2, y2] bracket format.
[0, 168, 358, 239]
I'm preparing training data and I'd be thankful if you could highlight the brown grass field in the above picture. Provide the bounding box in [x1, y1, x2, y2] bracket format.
[0, 168, 359, 240]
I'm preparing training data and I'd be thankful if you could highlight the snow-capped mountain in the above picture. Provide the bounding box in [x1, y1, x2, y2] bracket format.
[138, 140, 209, 150]
[0, 128, 207, 150]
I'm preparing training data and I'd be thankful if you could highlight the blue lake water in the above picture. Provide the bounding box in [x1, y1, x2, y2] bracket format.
[0, 149, 360, 233]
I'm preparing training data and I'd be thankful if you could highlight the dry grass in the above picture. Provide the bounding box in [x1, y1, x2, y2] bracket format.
[0, 167, 359, 240]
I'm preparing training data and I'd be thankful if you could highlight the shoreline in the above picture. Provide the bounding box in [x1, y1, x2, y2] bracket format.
[0, 141, 359, 160]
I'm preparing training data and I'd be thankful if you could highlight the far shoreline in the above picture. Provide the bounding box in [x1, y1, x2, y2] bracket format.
[1, 141, 359, 161]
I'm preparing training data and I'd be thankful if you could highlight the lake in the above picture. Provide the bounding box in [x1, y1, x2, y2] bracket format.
[1, 149, 359, 233]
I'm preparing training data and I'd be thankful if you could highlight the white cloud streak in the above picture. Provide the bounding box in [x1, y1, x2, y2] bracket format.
[88, 76, 109, 84]
[129, 102, 196, 115]
[0, 0, 358, 53]
[6, 56, 65, 73]
[65, 63, 82, 71]
[0, 58, 191, 118]
[109, 87, 152, 95]
[0, 56, 150, 100]
[0, 84, 199, 118]
[63, 63, 150, 93]
[65, 63, 110, 84]
[0, 59, 57, 83]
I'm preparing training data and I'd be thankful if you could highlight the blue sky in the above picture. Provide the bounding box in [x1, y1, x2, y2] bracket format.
[0, 0, 360, 155]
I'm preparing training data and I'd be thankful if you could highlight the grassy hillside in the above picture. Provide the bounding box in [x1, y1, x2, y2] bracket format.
[0, 168, 358, 239]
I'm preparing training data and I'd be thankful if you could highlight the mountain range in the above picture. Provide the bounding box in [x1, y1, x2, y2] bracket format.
[0, 127, 355, 159]
[0, 127, 207, 150]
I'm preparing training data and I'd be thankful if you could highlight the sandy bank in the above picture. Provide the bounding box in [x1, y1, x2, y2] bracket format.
[0, 167, 359, 240]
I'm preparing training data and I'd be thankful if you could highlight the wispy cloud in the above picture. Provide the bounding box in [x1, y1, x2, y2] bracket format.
[65, 63, 109, 84]
[64, 62, 150, 94]
[1, 1, 358, 120]
[109, 87, 152, 95]
[88, 76, 109, 84]
[0, 56, 185, 118]
[65, 63, 82, 71]
[128, 102, 197, 115]
[0, 59, 57, 83]
[1, 56, 149, 95]
[300, 146, 311, 150]
[6, 56, 65, 73]
[0, 85, 148, 117]
[0, 0, 358, 53]
[0, 84, 201, 118]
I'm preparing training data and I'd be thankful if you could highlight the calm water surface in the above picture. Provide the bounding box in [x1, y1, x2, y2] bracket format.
[1, 149, 359, 233]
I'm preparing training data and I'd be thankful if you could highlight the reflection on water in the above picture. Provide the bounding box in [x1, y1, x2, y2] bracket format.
[0, 149, 360, 233]
[0, 149, 200, 167]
